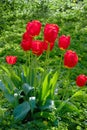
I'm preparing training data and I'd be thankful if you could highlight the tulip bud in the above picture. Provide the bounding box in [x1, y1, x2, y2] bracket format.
[76, 74, 87, 87]
[44, 24, 59, 43]
[43, 41, 54, 51]
[20, 39, 32, 51]
[6, 56, 17, 65]
[58, 35, 70, 50]
[64, 50, 78, 68]
[31, 40, 44, 56]
[26, 20, 41, 37]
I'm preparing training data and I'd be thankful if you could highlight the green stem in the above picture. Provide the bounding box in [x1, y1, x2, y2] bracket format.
[45, 42, 50, 71]
[62, 69, 70, 101]
[34, 55, 38, 93]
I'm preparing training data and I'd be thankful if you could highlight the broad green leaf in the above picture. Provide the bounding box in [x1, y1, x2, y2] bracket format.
[21, 72, 26, 83]
[13, 101, 30, 121]
[5, 93, 17, 104]
[29, 97, 36, 112]
[50, 72, 58, 98]
[40, 99, 55, 110]
[41, 74, 49, 102]
[2, 75, 15, 93]
[0, 80, 8, 93]
[22, 83, 34, 95]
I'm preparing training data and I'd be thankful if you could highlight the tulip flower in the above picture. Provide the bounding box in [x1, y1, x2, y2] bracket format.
[58, 35, 70, 50]
[43, 41, 54, 51]
[31, 40, 44, 56]
[6, 56, 17, 65]
[76, 74, 87, 87]
[26, 20, 41, 37]
[44, 23, 59, 43]
[22, 31, 33, 40]
[20, 38, 32, 51]
[64, 50, 78, 68]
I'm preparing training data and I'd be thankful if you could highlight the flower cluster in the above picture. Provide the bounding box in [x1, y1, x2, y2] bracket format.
[6, 20, 87, 88]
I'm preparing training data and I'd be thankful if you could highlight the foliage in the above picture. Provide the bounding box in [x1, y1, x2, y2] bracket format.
[0, 0, 87, 129]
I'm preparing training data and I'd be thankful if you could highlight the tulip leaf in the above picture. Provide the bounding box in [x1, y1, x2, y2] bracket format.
[0, 80, 8, 93]
[22, 83, 34, 95]
[29, 97, 36, 112]
[41, 73, 49, 102]
[50, 71, 58, 98]
[40, 99, 55, 110]
[13, 101, 30, 121]
[2, 75, 15, 93]
[5, 93, 17, 104]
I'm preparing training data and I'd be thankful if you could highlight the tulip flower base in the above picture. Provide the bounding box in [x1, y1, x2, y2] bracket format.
[0, 20, 87, 127]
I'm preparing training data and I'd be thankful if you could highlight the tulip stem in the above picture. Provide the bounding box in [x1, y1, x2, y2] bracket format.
[62, 69, 70, 101]
[45, 42, 50, 71]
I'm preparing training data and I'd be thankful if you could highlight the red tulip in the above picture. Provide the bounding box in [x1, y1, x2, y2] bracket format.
[76, 74, 87, 87]
[31, 40, 43, 56]
[26, 20, 41, 37]
[64, 50, 78, 68]
[22, 31, 33, 40]
[44, 23, 59, 43]
[20, 38, 32, 51]
[6, 56, 17, 65]
[43, 41, 54, 51]
[58, 35, 70, 50]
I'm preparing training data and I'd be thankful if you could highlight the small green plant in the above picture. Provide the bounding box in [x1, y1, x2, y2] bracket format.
[0, 20, 87, 125]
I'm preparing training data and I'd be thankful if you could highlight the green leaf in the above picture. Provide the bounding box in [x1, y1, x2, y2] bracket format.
[0, 65, 10, 76]
[2, 75, 15, 93]
[41, 74, 49, 102]
[11, 70, 21, 82]
[57, 101, 79, 114]
[0, 80, 8, 93]
[40, 99, 55, 110]
[5, 93, 17, 104]
[71, 90, 85, 98]
[21, 72, 26, 83]
[57, 100, 68, 112]
[22, 83, 34, 95]
[0, 106, 7, 117]
[13, 101, 30, 121]
[50, 72, 58, 98]
[29, 97, 36, 112]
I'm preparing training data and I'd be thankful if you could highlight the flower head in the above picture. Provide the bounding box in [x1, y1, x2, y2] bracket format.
[64, 50, 78, 68]
[26, 20, 41, 37]
[22, 31, 33, 40]
[43, 41, 54, 51]
[6, 56, 17, 65]
[44, 24, 59, 43]
[76, 74, 87, 87]
[31, 40, 44, 56]
[58, 35, 70, 50]
[20, 38, 32, 51]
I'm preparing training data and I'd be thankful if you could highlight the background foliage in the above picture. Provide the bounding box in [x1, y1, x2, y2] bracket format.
[0, 0, 87, 129]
